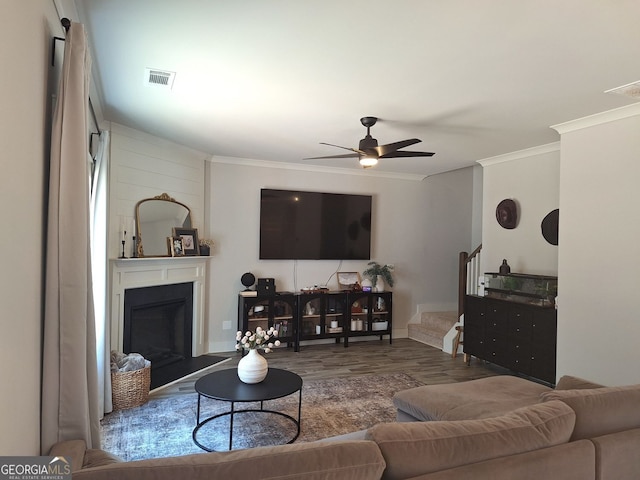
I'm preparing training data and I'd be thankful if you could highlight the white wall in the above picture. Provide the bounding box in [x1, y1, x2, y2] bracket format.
[108, 123, 208, 259]
[554, 104, 640, 386]
[479, 144, 560, 276]
[421, 167, 477, 310]
[204, 160, 476, 352]
[0, 0, 62, 455]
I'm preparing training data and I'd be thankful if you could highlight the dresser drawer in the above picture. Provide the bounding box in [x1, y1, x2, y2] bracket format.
[508, 315, 533, 339]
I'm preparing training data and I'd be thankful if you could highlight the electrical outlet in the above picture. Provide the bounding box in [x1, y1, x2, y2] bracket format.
[222, 321, 232, 330]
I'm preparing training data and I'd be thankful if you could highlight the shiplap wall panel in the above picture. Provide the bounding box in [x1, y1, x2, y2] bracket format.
[109, 123, 208, 258]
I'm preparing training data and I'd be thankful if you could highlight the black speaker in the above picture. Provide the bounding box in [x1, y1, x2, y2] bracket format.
[240, 272, 256, 291]
[257, 278, 275, 296]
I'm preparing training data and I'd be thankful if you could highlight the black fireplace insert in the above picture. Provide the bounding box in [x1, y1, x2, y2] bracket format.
[123, 282, 193, 370]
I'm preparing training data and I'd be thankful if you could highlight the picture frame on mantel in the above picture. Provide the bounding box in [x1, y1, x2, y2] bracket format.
[337, 272, 361, 290]
[167, 236, 185, 257]
[172, 227, 200, 256]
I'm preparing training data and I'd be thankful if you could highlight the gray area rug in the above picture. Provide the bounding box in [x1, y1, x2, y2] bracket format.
[101, 372, 423, 460]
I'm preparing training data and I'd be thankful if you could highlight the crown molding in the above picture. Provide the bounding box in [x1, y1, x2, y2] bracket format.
[551, 102, 640, 134]
[476, 142, 560, 167]
[208, 155, 427, 181]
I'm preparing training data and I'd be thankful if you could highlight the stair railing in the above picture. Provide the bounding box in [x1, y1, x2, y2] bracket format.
[458, 244, 482, 318]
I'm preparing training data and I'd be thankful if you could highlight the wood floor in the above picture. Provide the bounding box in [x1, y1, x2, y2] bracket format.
[152, 338, 510, 399]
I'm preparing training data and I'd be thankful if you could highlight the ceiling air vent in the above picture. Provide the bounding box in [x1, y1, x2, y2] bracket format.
[605, 80, 640, 100]
[144, 68, 175, 90]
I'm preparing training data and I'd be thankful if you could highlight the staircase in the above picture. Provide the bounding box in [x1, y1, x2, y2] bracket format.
[408, 244, 482, 353]
[407, 311, 458, 350]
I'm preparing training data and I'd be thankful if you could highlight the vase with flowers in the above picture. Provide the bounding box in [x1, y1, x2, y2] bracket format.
[362, 261, 395, 292]
[235, 327, 280, 383]
[198, 238, 214, 256]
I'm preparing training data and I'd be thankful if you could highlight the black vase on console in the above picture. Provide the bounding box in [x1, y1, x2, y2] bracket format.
[499, 259, 511, 274]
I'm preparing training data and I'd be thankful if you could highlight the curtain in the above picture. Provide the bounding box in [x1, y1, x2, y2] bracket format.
[41, 21, 100, 453]
[91, 131, 112, 415]
[91, 131, 112, 417]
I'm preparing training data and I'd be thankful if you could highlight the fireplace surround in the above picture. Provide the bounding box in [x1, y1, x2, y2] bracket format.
[110, 257, 207, 358]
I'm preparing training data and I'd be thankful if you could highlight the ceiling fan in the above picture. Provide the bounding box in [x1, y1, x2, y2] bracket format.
[305, 116, 435, 168]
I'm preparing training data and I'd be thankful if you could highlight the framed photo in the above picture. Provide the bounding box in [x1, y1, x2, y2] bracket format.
[337, 272, 361, 290]
[167, 236, 185, 257]
[172, 227, 200, 256]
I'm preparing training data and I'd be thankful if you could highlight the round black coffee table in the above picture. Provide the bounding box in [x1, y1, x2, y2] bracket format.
[193, 368, 303, 451]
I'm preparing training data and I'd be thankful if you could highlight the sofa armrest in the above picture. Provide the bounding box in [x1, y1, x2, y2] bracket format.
[83, 448, 123, 469]
[48, 440, 122, 472]
[48, 440, 88, 473]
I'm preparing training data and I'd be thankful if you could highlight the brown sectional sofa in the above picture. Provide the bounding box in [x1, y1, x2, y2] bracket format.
[49, 375, 640, 480]
[391, 375, 640, 479]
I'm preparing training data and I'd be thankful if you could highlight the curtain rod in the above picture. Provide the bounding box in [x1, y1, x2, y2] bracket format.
[52, 17, 70, 66]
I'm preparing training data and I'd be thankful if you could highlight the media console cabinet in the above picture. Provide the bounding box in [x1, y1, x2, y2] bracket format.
[238, 291, 392, 352]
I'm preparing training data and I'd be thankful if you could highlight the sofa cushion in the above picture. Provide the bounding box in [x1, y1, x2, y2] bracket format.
[405, 440, 596, 480]
[393, 375, 551, 421]
[554, 375, 605, 390]
[590, 427, 640, 480]
[72, 440, 386, 480]
[365, 400, 575, 480]
[541, 383, 640, 440]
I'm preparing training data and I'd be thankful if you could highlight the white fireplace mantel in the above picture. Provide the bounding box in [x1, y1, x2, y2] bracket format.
[110, 257, 208, 357]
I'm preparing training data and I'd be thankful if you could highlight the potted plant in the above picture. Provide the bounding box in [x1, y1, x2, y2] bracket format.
[362, 261, 395, 292]
[199, 238, 214, 256]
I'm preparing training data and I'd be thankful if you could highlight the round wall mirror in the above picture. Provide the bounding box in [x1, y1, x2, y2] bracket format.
[135, 193, 192, 257]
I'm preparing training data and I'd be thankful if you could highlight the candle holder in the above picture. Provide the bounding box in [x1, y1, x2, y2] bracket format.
[120, 230, 127, 259]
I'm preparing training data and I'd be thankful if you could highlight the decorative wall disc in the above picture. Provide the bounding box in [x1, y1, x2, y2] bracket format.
[541, 209, 559, 245]
[496, 199, 518, 229]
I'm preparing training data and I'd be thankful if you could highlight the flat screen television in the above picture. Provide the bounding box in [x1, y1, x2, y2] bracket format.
[259, 188, 372, 260]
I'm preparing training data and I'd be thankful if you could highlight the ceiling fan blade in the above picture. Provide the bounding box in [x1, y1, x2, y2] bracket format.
[380, 150, 435, 158]
[319, 142, 364, 155]
[303, 153, 360, 160]
[375, 138, 421, 156]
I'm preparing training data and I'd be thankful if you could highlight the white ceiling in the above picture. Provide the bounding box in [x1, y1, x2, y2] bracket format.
[74, 0, 640, 177]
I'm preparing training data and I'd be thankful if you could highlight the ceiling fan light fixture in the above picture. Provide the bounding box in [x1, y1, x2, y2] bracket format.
[359, 155, 378, 168]
[307, 116, 435, 167]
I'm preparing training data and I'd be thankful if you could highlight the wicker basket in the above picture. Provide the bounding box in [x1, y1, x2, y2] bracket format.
[111, 364, 151, 410]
